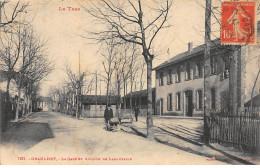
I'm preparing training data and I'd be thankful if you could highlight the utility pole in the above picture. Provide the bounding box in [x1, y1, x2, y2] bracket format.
[0, 2, 2, 28]
[95, 70, 97, 116]
[76, 51, 80, 119]
[100, 78, 101, 95]
[204, 0, 211, 145]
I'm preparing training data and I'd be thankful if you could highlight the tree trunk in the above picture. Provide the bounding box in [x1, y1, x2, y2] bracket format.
[130, 72, 133, 111]
[30, 93, 32, 113]
[15, 87, 21, 122]
[106, 78, 110, 106]
[116, 80, 120, 117]
[229, 46, 239, 114]
[251, 68, 260, 109]
[22, 93, 26, 117]
[6, 79, 11, 100]
[139, 96, 142, 109]
[146, 59, 154, 141]
[203, 0, 211, 145]
[76, 89, 78, 119]
[124, 79, 126, 110]
[5, 79, 11, 114]
[27, 95, 29, 114]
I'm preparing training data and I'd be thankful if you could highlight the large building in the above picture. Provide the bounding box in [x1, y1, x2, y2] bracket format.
[153, 33, 260, 117]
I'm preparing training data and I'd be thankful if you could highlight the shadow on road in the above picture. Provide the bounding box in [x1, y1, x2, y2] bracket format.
[1, 122, 54, 150]
[120, 122, 253, 165]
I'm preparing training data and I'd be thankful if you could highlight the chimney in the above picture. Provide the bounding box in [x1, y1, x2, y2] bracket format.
[188, 42, 193, 52]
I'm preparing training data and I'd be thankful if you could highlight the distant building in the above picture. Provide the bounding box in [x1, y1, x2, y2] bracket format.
[37, 96, 53, 111]
[81, 95, 118, 117]
[122, 88, 156, 115]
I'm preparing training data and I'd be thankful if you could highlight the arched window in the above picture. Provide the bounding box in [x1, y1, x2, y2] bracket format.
[197, 90, 203, 110]
[167, 69, 173, 84]
[176, 92, 181, 111]
[186, 62, 191, 80]
[211, 88, 216, 109]
[167, 94, 173, 111]
[176, 66, 181, 82]
[159, 71, 164, 86]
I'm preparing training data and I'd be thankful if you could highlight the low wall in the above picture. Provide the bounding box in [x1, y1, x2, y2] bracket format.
[122, 108, 155, 116]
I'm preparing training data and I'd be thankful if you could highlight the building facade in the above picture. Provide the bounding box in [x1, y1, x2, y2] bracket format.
[122, 88, 156, 115]
[81, 95, 117, 118]
[154, 40, 246, 117]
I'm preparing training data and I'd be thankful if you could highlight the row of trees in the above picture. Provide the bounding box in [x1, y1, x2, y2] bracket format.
[0, 1, 53, 124]
[48, 39, 146, 119]
[99, 39, 146, 116]
[48, 58, 94, 119]
[81, 0, 173, 140]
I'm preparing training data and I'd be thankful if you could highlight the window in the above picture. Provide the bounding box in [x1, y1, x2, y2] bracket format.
[167, 94, 172, 111]
[159, 72, 164, 86]
[186, 62, 191, 80]
[176, 93, 181, 111]
[210, 56, 217, 74]
[167, 69, 173, 84]
[211, 88, 216, 109]
[84, 105, 90, 110]
[160, 99, 164, 114]
[176, 66, 181, 82]
[223, 60, 230, 79]
[197, 90, 203, 110]
[196, 62, 203, 78]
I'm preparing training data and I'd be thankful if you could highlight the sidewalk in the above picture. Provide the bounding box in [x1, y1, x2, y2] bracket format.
[119, 117, 259, 165]
[5, 112, 34, 131]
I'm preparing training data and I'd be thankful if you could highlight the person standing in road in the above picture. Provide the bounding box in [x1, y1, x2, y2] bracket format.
[104, 104, 113, 130]
[133, 106, 140, 122]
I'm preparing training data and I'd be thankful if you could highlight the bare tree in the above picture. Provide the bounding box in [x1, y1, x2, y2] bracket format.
[64, 61, 87, 119]
[101, 37, 117, 106]
[82, 0, 172, 140]
[0, 0, 29, 29]
[11, 26, 52, 121]
[0, 29, 21, 102]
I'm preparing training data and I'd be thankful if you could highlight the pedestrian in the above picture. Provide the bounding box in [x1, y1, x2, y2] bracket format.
[104, 104, 113, 130]
[133, 106, 140, 122]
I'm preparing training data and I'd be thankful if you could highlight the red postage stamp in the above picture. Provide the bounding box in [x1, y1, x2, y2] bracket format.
[221, 1, 256, 45]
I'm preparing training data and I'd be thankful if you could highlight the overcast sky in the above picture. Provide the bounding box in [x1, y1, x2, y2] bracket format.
[27, 0, 223, 96]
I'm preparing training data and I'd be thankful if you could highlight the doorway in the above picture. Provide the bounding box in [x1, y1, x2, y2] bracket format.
[160, 99, 163, 116]
[185, 90, 193, 117]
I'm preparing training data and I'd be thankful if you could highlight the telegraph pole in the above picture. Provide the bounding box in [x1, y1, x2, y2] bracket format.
[95, 70, 97, 116]
[204, 0, 212, 145]
[0, 2, 2, 28]
[79, 51, 81, 119]
[76, 51, 80, 119]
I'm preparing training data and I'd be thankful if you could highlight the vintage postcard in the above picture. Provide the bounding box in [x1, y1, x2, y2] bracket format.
[0, 0, 260, 165]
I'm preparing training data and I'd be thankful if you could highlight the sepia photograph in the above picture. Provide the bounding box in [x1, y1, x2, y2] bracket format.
[0, 0, 259, 165]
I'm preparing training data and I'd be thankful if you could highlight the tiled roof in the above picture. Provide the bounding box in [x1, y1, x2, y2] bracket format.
[153, 38, 221, 70]
[81, 95, 118, 105]
[245, 94, 260, 107]
[38, 96, 52, 102]
[124, 88, 156, 98]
